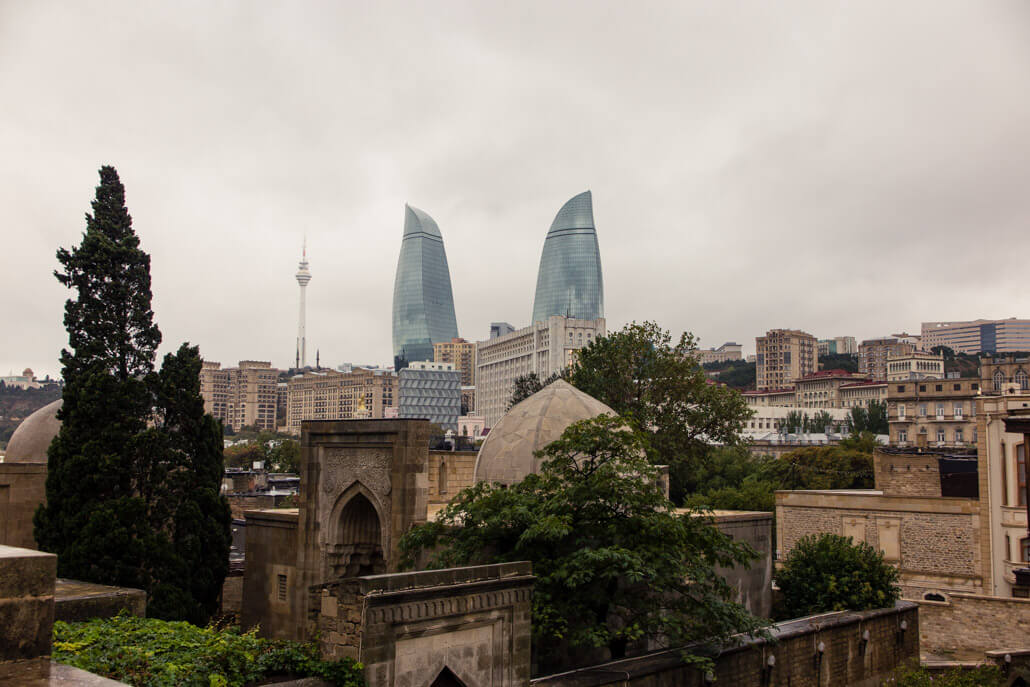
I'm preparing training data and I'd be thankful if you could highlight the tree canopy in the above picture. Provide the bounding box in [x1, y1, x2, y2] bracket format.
[35, 166, 230, 624]
[399, 415, 764, 672]
[846, 400, 888, 435]
[568, 322, 752, 500]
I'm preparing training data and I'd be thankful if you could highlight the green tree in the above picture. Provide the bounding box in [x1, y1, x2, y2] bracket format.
[269, 439, 300, 473]
[399, 416, 764, 672]
[569, 322, 752, 499]
[847, 400, 888, 435]
[774, 534, 900, 620]
[35, 167, 230, 624]
[817, 353, 858, 373]
[507, 370, 568, 409]
[810, 410, 835, 433]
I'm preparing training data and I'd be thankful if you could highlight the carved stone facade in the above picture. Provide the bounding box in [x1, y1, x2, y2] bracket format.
[313, 563, 534, 687]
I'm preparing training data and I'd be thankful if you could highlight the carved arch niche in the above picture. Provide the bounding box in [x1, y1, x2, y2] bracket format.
[325, 483, 387, 579]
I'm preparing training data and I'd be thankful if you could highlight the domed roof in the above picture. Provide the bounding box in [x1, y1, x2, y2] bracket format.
[474, 380, 615, 485]
[4, 399, 61, 463]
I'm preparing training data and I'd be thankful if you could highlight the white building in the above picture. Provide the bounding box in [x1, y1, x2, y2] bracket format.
[475, 315, 605, 427]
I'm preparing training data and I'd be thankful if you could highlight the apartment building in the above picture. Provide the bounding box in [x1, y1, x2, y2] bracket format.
[795, 370, 871, 408]
[475, 315, 605, 427]
[885, 351, 945, 382]
[817, 336, 858, 357]
[200, 360, 280, 432]
[285, 367, 396, 435]
[433, 337, 476, 386]
[859, 338, 915, 381]
[755, 329, 817, 390]
[887, 378, 980, 448]
[923, 318, 1030, 354]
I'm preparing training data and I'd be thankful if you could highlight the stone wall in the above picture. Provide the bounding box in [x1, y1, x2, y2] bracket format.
[533, 602, 919, 687]
[918, 593, 1030, 656]
[711, 511, 773, 619]
[53, 579, 146, 622]
[776, 490, 984, 596]
[0, 462, 47, 549]
[426, 449, 476, 504]
[874, 453, 942, 497]
[241, 508, 300, 639]
[0, 544, 56, 686]
[313, 562, 534, 687]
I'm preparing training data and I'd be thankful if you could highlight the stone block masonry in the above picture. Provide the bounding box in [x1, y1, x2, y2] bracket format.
[0, 544, 56, 686]
[918, 593, 1030, 657]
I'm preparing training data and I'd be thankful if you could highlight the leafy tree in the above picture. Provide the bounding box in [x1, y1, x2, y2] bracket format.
[224, 442, 267, 469]
[702, 359, 756, 389]
[507, 370, 568, 409]
[780, 410, 806, 433]
[774, 534, 899, 620]
[399, 416, 764, 672]
[810, 410, 835, 433]
[269, 439, 300, 473]
[885, 661, 1009, 687]
[569, 322, 752, 500]
[35, 167, 230, 624]
[817, 353, 858, 373]
[846, 400, 888, 435]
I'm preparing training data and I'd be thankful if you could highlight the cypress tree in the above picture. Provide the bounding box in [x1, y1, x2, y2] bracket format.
[35, 166, 230, 623]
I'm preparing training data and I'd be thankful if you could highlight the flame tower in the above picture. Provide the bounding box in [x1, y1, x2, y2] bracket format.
[295, 240, 311, 368]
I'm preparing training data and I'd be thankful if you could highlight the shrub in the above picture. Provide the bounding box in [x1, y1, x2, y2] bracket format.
[774, 533, 900, 620]
[52, 614, 364, 687]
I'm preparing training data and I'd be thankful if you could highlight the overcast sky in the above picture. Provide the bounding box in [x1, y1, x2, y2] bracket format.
[3, 1, 1030, 379]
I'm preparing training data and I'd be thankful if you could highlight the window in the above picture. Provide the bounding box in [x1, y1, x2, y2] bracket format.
[898, 429, 908, 443]
[898, 404, 906, 419]
[277, 574, 287, 601]
[953, 383, 961, 391]
[995, 371, 1006, 391]
[919, 404, 927, 417]
[897, 385, 906, 392]
[1018, 370, 1029, 390]
[937, 429, 946, 444]
[1019, 444, 1026, 507]
[972, 383, 979, 391]
[954, 404, 963, 419]
[935, 384, 943, 392]
[936, 403, 945, 419]
[955, 429, 963, 443]
[919, 384, 926, 392]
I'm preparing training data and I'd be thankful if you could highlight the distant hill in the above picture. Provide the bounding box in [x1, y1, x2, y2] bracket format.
[702, 359, 756, 389]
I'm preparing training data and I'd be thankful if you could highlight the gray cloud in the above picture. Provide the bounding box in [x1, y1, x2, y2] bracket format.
[3, 0, 1030, 378]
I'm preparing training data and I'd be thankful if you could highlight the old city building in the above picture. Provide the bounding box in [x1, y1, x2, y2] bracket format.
[696, 341, 743, 365]
[839, 380, 888, 409]
[981, 354, 1030, 393]
[887, 378, 980, 448]
[885, 351, 945, 382]
[859, 337, 916, 381]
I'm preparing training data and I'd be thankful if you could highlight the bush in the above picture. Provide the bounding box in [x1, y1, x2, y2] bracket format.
[882, 662, 1006, 686]
[774, 533, 900, 620]
[53, 614, 364, 687]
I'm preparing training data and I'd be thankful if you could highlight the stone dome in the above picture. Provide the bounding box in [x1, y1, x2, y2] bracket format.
[474, 380, 615, 485]
[4, 399, 62, 463]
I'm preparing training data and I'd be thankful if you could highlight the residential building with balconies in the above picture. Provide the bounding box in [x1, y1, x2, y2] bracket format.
[887, 378, 980, 448]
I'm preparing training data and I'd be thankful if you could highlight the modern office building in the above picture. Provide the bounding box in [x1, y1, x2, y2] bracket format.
[922, 319, 1030, 354]
[392, 205, 459, 370]
[398, 361, 461, 431]
[200, 360, 280, 432]
[284, 368, 396, 435]
[475, 315, 606, 427]
[531, 191, 604, 325]
[755, 329, 817, 390]
[489, 322, 515, 339]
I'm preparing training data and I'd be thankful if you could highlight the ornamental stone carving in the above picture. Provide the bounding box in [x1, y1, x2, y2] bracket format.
[320, 447, 392, 502]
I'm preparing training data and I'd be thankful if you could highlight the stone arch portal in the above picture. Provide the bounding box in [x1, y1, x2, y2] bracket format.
[328, 488, 386, 579]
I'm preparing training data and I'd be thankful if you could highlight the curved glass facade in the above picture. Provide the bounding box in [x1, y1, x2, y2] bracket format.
[531, 190, 604, 324]
[392, 205, 459, 370]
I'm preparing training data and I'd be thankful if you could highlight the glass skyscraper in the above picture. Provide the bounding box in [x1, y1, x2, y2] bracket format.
[392, 205, 459, 370]
[531, 190, 604, 324]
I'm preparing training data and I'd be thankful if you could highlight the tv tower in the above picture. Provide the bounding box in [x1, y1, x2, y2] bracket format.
[295, 239, 312, 369]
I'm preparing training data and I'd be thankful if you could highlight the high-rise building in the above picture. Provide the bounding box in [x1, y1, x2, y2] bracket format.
[531, 191, 604, 325]
[398, 361, 461, 431]
[392, 205, 459, 370]
[817, 336, 858, 357]
[200, 360, 280, 431]
[295, 241, 311, 368]
[475, 315, 606, 427]
[284, 368, 396, 435]
[433, 338, 476, 386]
[922, 318, 1030, 354]
[755, 329, 817, 390]
[859, 338, 915, 381]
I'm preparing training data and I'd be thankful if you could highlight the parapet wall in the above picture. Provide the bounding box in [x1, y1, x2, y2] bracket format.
[918, 592, 1030, 656]
[533, 601, 919, 687]
[0, 462, 47, 549]
[0, 544, 56, 686]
